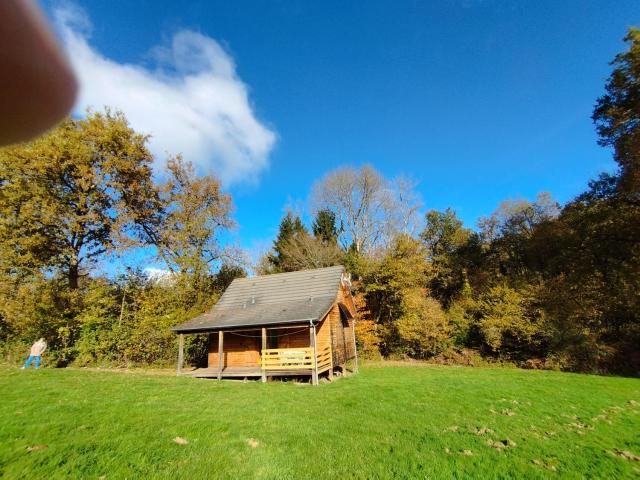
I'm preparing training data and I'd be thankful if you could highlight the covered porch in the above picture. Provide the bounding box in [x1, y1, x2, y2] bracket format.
[176, 324, 333, 385]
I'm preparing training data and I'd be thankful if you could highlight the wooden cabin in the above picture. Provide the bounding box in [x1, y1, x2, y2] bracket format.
[173, 265, 358, 385]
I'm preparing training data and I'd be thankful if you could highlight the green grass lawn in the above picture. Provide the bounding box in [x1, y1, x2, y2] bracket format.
[1, 365, 638, 479]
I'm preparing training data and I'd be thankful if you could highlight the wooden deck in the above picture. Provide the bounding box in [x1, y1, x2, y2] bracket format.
[180, 366, 261, 378]
[179, 346, 333, 380]
[180, 366, 315, 378]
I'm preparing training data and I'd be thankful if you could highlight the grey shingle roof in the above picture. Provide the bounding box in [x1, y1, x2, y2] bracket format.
[173, 265, 345, 332]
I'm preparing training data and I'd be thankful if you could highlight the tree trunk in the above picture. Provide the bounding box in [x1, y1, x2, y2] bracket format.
[68, 258, 79, 289]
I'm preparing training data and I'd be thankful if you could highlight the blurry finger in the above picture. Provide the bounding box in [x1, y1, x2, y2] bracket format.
[0, 0, 77, 146]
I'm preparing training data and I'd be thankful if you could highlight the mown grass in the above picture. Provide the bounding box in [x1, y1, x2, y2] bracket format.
[1, 365, 638, 479]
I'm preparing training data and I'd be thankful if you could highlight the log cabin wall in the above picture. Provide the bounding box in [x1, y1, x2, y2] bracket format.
[329, 285, 357, 367]
[342, 316, 356, 360]
[316, 317, 331, 352]
[208, 331, 261, 368]
[340, 282, 358, 317]
[328, 304, 344, 366]
[276, 326, 310, 349]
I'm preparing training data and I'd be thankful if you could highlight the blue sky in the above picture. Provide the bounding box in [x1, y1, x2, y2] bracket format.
[42, 0, 638, 268]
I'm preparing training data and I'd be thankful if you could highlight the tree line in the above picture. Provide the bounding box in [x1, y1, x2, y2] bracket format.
[0, 110, 241, 366]
[0, 29, 638, 374]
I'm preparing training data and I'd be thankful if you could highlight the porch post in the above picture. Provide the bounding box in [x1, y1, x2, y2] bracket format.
[261, 327, 267, 383]
[328, 338, 334, 381]
[176, 333, 184, 375]
[310, 323, 319, 386]
[352, 319, 359, 374]
[217, 330, 224, 381]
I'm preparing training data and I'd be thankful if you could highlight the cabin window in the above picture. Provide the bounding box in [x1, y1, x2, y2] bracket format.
[267, 330, 278, 349]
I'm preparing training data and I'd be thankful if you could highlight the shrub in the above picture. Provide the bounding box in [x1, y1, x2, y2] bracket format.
[396, 289, 450, 358]
[477, 285, 543, 357]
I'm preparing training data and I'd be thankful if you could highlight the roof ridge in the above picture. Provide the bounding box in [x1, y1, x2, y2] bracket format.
[232, 265, 344, 282]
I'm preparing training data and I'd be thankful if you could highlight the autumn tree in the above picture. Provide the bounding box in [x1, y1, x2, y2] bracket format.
[535, 175, 640, 371]
[477, 193, 560, 278]
[155, 157, 234, 288]
[396, 294, 449, 358]
[476, 284, 544, 357]
[478, 193, 560, 243]
[0, 110, 160, 289]
[362, 234, 443, 356]
[421, 208, 473, 306]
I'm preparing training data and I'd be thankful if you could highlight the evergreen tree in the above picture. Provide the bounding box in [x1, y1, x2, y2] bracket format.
[312, 209, 339, 244]
[267, 212, 308, 272]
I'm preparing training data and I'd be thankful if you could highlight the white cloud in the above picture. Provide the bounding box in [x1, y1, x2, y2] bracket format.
[53, 4, 276, 185]
[143, 267, 174, 283]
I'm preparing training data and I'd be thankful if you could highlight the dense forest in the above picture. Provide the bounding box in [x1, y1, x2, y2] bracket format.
[1, 29, 638, 374]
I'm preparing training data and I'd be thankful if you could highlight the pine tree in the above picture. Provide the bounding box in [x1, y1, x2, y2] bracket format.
[312, 209, 338, 244]
[267, 212, 308, 272]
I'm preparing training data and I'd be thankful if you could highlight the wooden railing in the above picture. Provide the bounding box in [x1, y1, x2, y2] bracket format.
[316, 346, 332, 373]
[261, 346, 333, 373]
[261, 347, 314, 370]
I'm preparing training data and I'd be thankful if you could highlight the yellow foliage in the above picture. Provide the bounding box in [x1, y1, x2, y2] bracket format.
[396, 288, 450, 358]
